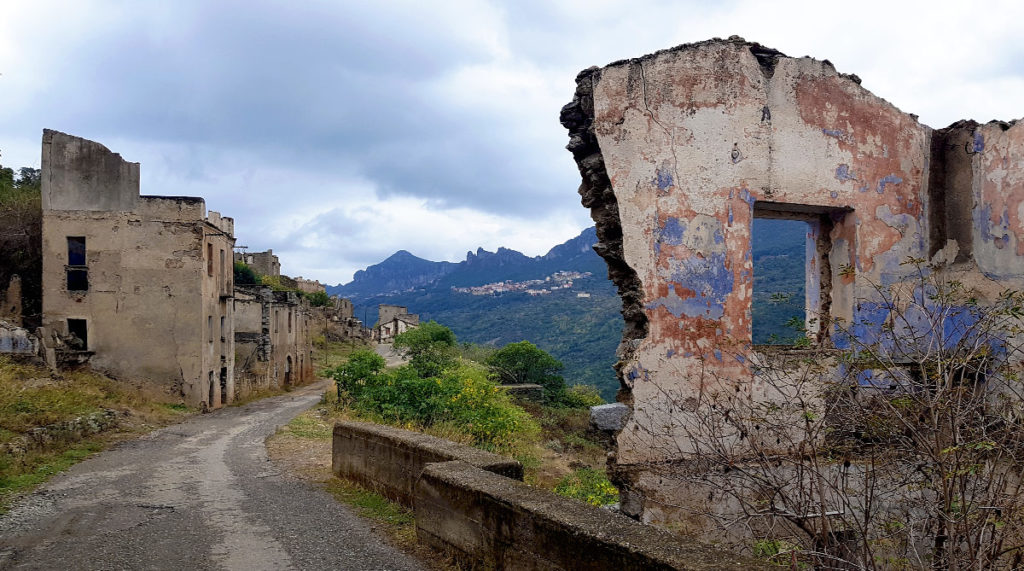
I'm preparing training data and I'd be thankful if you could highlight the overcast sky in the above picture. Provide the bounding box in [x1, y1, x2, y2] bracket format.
[2, 1, 1023, 285]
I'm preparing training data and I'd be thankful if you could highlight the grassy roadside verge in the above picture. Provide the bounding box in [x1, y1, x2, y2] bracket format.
[0, 357, 195, 512]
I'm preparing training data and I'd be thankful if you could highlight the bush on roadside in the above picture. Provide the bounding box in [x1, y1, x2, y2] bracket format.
[329, 351, 537, 452]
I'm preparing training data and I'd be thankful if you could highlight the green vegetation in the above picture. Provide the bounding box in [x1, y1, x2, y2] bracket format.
[553, 467, 619, 507]
[392, 321, 458, 378]
[233, 260, 259, 285]
[332, 348, 538, 453]
[0, 161, 43, 321]
[306, 290, 331, 307]
[0, 357, 193, 512]
[353, 284, 623, 400]
[486, 341, 566, 404]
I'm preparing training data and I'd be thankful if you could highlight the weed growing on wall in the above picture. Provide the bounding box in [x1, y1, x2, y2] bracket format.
[553, 467, 619, 506]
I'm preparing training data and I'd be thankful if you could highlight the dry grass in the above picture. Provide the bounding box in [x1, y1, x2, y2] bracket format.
[0, 357, 195, 512]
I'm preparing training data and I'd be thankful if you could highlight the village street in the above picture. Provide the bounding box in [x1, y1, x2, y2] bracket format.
[0, 381, 424, 570]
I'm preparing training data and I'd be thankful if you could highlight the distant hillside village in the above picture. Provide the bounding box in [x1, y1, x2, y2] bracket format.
[0, 130, 414, 409]
[451, 270, 592, 296]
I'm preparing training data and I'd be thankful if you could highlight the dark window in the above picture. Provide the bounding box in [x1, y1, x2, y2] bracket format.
[67, 269, 89, 292]
[66, 237, 89, 292]
[67, 318, 88, 350]
[207, 243, 214, 276]
[67, 237, 86, 265]
[208, 315, 214, 343]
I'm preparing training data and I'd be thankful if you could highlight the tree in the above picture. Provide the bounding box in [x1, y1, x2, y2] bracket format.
[393, 321, 458, 378]
[331, 349, 386, 403]
[486, 341, 566, 403]
[0, 157, 42, 324]
[233, 261, 259, 285]
[654, 260, 1024, 568]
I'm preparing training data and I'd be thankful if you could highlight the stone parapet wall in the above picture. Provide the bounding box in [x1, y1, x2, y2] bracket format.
[332, 420, 763, 569]
[416, 460, 763, 570]
[331, 420, 522, 505]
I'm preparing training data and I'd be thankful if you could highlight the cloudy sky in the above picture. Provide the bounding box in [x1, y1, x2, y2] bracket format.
[2, 1, 1023, 285]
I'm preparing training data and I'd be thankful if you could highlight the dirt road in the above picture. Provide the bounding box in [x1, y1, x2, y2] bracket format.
[0, 381, 424, 570]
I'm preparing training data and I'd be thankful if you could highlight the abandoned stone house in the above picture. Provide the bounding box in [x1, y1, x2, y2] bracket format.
[233, 286, 315, 393]
[562, 38, 1024, 529]
[36, 130, 318, 408]
[39, 130, 236, 408]
[375, 304, 419, 343]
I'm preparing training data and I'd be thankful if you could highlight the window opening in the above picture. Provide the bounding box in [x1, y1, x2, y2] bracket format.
[208, 315, 214, 343]
[220, 316, 226, 341]
[207, 243, 214, 276]
[66, 237, 88, 291]
[67, 319, 88, 350]
[752, 218, 808, 344]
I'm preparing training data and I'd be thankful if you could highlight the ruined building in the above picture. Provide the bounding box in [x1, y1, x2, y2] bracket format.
[235, 249, 281, 277]
[562, 38, 1024, 527]
[40, 130, 237, 408]
[233, 286, 315, 392]
[375, 304, 419, 343]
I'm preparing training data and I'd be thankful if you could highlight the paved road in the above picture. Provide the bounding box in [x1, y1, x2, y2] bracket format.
[373, 344, 406, 368]
[0, 382, 424, 570]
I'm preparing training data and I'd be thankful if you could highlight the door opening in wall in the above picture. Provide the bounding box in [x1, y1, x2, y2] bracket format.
[219, 367, 228, 404]
[284, 355, 292, 386]
[67, 318, 88, 350]
[208, 371, 215, 408]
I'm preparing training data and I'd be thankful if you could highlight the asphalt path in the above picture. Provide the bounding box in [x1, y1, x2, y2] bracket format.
[0, 381, 424, 570]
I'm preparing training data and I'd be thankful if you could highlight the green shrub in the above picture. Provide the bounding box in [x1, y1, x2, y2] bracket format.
[561, 384, 605, 408]
[233, 261, 259, 285]
[553, 467, 618, 506]
[393, 321, 459, 378]
[307, 291, 331, 307]
[486, 341, 567, 404]
[330, 356, 537, 452]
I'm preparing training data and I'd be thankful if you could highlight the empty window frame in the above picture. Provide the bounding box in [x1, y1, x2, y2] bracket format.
[66, 236, 88, 291]
[208, 315, 214, 343]
[752, 202, 847, 346]
[207, 243, 214, 277]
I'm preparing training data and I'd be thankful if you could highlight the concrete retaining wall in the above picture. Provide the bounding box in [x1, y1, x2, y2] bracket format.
[331, 420, 523, 505]
[415, 460, 761, 570]
[332, 420, 763, 569]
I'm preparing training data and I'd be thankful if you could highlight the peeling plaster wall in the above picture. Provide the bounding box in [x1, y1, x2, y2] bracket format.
[563, 38, 1024, 526]
[41, 130, 235, 407]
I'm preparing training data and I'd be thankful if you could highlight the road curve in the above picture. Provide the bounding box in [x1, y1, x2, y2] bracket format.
[0, 381, 424, 570]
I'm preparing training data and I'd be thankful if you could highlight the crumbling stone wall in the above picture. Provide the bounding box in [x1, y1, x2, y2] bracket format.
[235, 249, 280, 277]
[40, 130, 235, 408]
[233, 285, 315, 394]
[562, 38, 1024, 526]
